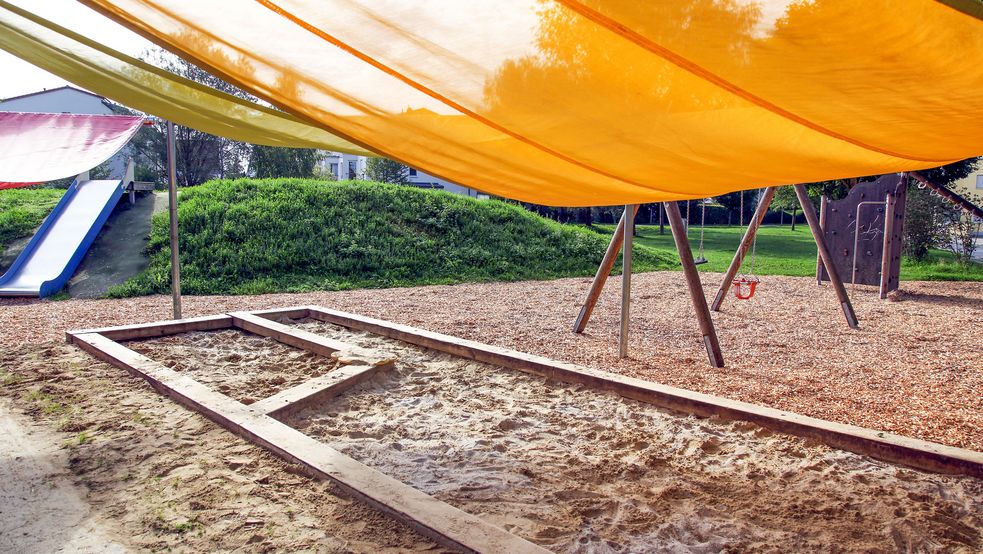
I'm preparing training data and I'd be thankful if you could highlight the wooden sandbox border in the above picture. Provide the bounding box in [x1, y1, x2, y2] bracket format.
[66, 305, 983, 550]
[66, 310, 548, 554]
[302, 305, 983, 478]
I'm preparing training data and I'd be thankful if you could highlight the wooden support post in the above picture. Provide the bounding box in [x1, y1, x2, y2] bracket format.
[166, 121, 182, 320]
[816, 195, 828, 286]
[619, 205, 635, 358]
[879, 192, 897, 300]
[573, 205, 639, 333]
[710, 187, 776, 312]
[794, 185, 859, 329]
[665, 202, 724, 368]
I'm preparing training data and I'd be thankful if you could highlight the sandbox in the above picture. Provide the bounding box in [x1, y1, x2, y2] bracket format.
[66, 306, 983, 553]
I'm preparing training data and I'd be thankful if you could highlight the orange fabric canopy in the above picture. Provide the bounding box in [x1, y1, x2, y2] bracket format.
[81, 1, 983, 205]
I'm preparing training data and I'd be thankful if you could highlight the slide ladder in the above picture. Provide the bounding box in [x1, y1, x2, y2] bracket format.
[0, 178, 124, 297]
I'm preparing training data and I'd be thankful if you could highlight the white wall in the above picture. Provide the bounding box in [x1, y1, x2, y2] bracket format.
[317, 153, 485, 198]
[0, 87, 115, 115]
[406, 167, 486, 198]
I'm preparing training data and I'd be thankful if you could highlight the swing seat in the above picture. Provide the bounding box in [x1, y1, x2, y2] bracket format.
[732, 275, 759, 300]
[693, 256, 708, 266]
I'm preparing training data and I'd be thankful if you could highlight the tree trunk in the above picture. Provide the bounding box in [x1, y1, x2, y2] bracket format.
[659, 203, 665, 235]
[791, 205, 797, 230]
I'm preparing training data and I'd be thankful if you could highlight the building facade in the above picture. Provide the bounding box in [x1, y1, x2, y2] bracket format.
[317, 152, 486, 198]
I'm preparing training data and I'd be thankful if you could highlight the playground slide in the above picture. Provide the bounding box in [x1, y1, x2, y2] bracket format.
[0, 179, 124, 297]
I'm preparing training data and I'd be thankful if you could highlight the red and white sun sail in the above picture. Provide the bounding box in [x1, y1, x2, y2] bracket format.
[0, 112, 144, 188]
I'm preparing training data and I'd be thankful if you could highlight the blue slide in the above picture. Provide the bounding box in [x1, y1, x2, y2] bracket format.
[0, 179, 124, 297]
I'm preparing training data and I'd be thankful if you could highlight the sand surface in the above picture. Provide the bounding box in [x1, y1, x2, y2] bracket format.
[126, 329, 339, 405]
[0, 342, 443, 552]
[1, 274, 979, 451]
[0, 398, 128, 553]
[282, 320, 983, 553]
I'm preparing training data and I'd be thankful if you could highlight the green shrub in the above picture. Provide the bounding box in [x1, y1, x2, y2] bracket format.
[0, 188, 64, 253]
[109, 179, 675, 296]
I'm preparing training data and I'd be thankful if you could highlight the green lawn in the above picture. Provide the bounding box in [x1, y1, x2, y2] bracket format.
[600, 224, 983, 282]
[0, 188, 64, 253]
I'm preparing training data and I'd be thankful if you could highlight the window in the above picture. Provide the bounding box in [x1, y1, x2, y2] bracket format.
[976, 175, 983, 189]
[329, 163, 339, 177]
[408, 168, 417, 176]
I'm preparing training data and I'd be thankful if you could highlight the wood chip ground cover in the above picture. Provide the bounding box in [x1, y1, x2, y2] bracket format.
[281, 320, 983, 553]
[2, 273, 979, 450]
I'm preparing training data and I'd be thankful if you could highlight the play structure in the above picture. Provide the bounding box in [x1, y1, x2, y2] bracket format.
[0, 112, 146, 297]
[0, 175, 124, 297]
[815, 174, 907, 298]
[2, 2, 983, 550]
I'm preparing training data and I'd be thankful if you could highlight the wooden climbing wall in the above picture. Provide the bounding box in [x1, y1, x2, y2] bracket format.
[818, 174, 906, 290]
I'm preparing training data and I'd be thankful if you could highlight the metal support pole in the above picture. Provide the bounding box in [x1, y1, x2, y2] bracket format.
[573, 205, 639, 333]
[880, 192, 897, 299]
[711, 187, 776, 311]
[794, 185, 858, 329]
[816, 195, 827, 285]
[166, 121, 182, 320]
[619, 205, 635, 358]
[666, 201, 725, 368]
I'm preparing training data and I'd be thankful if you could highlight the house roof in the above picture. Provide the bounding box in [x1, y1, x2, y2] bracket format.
[0, 85, 105, 104]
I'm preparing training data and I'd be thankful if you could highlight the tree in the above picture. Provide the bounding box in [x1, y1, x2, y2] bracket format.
[365, 158, 410, 184]
[771, 186, 798, 229]
[128, 48, 253, 186]
[945, 192, 982, 264]
[903, 158, 980, 261]
[249, 146, 322, 178]
[715, 189, 760, 226]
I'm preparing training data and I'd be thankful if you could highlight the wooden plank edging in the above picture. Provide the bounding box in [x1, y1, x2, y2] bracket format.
[66, 331, 547, 554]
[66, 314, 233, 342]
[305, 306, 983, 477]
[252, 361, 392, 418]
[229, 311, 356, 357]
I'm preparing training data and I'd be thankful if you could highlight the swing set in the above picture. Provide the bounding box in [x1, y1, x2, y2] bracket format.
[692, 195, 760, 300]
[730, 190, 760, 300]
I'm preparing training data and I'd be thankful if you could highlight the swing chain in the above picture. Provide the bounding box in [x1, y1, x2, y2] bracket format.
[698, 200, 706, 258]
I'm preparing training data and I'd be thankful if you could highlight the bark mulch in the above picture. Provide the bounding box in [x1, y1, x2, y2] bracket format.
[2, 272, 980, 451]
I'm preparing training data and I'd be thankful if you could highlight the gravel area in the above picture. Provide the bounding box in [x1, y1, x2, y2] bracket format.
[1, 272, 980, 451]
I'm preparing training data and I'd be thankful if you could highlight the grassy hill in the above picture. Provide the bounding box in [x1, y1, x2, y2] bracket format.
[109, 179, 676, 296]
[0, 188, 64, 254]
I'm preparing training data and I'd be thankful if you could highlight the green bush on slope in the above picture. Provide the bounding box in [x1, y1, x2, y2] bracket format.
[0, 188, 64, 253]
[109, 179, 675, 296]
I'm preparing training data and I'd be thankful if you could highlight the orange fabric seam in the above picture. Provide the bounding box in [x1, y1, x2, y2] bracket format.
[254, 0, 674, 196]
[554, 0, 951, 164]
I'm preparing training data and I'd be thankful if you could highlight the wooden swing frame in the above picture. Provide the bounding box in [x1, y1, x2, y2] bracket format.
[573, 184, 862, 370]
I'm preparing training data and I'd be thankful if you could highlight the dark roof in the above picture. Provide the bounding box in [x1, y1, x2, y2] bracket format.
[0, 85, 105, 104]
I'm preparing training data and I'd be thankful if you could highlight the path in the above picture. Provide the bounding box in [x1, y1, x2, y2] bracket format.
[0, 398, 128, 553]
